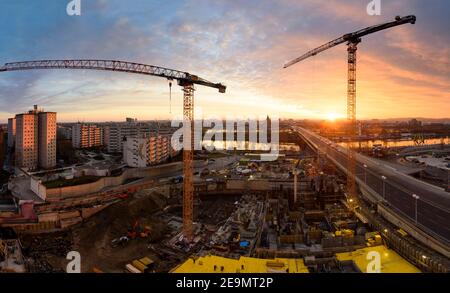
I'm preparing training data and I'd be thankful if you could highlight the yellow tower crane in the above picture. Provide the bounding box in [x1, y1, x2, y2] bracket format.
[284, 15, 416, 198]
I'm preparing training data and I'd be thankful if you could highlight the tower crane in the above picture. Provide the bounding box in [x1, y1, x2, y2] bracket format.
[0, 59, 226, 240]
[284, 15, 416, 199]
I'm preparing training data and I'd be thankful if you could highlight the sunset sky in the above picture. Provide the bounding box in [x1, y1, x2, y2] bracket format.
[0, 0, 449, 122]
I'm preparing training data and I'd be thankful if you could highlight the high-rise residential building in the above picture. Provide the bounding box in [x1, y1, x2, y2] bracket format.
[103, 119, 177, 154]
[57, 125, 72, 140]
[104, 121, 153, 153]
[0, 128, 6, 169]
[72, 123, 103, 149]
[123, 134, 175, 168]
[15, 113, 38, 170]
[7, 118, 16, 148]
[13, 105, 57, 170]
[38, 112, 57, 169]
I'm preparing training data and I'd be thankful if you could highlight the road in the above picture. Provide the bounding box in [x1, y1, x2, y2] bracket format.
[297, 127, 450, 243]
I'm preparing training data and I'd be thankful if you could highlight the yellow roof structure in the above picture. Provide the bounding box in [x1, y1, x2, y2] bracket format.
[336, 245, 420, 273]
[171, 255, 309, 273]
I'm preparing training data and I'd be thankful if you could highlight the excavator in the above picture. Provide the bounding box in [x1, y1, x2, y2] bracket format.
[111, 219, 151, 248]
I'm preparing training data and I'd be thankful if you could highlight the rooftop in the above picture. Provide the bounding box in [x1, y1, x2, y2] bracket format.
[336, 245, 421, 273]
[171, 255, 309, 273]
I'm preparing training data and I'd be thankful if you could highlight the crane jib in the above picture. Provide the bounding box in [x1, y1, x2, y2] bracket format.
[0, 59, 226, 93]
[284, 15, 416, 68]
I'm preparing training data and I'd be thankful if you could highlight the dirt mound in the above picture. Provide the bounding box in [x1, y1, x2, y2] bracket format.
[67, 190, 171, 272]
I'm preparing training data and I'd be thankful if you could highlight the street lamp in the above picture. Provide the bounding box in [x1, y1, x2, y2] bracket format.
[412, 194, 420, 224]
[381, 175, 387, 199]
[447, 169, 449, 192]
[363, 164, 368, 184]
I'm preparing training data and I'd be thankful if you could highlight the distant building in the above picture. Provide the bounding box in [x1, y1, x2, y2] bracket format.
[104, 121, 153, 153]
[409, 119, 422, 130]
[38, 112, 57, 169]
[123, 134, 175, 168]
[7, 118, 16, 148]
[0, 128, 6, 168]
[72, 123, 103, 149]
[13, 105, 57, 170]
[15, 113, 38, 170]
[57, 126, 72, 140]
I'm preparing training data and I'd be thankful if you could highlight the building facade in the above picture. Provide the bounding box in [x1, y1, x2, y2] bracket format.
[104, 121, 153, 153]
[123, 134, 175, 168]
[57, 126, 72, 140]
[104, 120, 177, 154]
[0, 128, 6, 169]
[15, 113, 38, 170]
[7, 118, 16, 148]
[38, 112, 57, 169]
[12, 106, 57, 170]
[72, 123, 103, 149]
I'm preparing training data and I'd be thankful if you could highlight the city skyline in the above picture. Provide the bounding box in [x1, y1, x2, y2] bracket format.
[0, 0, 449, 122]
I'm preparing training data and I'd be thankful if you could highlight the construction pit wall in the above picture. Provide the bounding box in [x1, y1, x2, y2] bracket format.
[2, 204, 111, 233]
[5, 183, 173, 233]
[26, 160, 207, 201]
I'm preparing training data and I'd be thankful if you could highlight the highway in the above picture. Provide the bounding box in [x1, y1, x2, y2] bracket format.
[297, 127, 450, 243]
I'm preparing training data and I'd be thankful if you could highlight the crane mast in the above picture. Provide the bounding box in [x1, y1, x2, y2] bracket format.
[284, 15, 416, 199]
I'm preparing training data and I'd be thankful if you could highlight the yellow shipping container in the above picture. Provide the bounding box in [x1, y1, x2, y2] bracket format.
[132, 260, 147, 273]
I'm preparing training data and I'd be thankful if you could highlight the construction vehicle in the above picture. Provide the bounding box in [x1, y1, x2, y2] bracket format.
[0, 59, 227, 242]
[111, 236, 129, 248]
[127, 219, 151, 240]
[284, 16, 416, 199]
[335, 229, 354, 238]
[365, 232, 383, 247]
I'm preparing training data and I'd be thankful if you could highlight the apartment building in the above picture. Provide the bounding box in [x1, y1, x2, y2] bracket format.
[72, 123, 103, 149]
[104, 121, 153, 153]
[7, 118, 16, 148]
[104, 120, 177, 154]
[15, 113, 38, 170]
[38, 112, 57, 169]
[12, 106, 57, 170]
[57, 125, 72, 140]
[123, 134, 174, 168]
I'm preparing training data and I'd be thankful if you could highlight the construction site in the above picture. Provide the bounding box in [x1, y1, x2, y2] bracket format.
[1, 12, 449, 275]
[1, 141, 437, 273]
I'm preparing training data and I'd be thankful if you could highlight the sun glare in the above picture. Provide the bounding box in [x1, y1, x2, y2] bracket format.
[325, 112, 341, 121]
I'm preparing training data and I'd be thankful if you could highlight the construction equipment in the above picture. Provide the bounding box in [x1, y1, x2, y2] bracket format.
[0, 60, 226, 241]
[127, 219, 151, 239]
[284, 16, 416, 198]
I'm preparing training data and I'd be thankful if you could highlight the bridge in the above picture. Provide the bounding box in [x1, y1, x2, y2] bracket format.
[296, 127, 450, 258]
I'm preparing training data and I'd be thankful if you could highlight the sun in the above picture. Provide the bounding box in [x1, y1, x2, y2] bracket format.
[325, 112, 341, 121]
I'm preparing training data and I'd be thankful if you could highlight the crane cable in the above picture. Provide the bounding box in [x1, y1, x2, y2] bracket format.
[169, 80, 172, 114]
